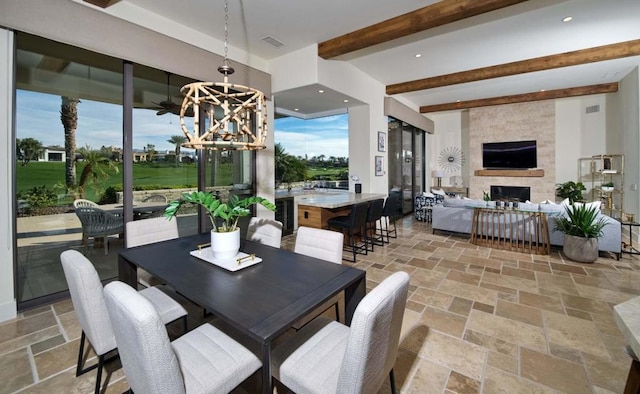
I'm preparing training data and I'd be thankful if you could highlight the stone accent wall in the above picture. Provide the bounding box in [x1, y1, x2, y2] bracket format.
[468, 101, 556, 203]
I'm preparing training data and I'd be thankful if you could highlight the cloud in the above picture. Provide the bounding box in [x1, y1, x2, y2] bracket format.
[274, 115, 348, 158]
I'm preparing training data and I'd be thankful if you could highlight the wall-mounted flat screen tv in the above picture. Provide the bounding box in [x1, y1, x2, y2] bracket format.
[482, 140, 537, 169]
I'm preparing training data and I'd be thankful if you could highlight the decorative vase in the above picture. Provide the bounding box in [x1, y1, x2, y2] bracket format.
[563, 234, 598, 263]
[210, 228, 240, 260]
[601, 186, 614, 192]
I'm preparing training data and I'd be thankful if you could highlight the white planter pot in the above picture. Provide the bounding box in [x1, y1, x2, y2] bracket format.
[563, 234, 598, 263]
[210, 228, 240, 260]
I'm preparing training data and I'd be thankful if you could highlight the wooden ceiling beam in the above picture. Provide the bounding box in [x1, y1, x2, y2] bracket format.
[318, 0, 528, 59]
[389, 39, 640, 95]
[82, 0, 122, 8]
[419, 83, 618, 113]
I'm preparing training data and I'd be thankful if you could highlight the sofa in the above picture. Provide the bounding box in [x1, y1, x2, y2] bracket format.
[431, 198, 622, 258]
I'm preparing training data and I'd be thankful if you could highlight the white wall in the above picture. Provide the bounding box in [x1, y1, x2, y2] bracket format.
[0, 28, 16, 322]
[555, 99, 583, 183]
[427, 112, 463, 188]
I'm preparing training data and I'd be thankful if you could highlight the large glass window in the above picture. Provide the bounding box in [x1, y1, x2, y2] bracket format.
[14, 33, 255, 307]
[15, 33, 123, 303]
[273, 114, 349, 190]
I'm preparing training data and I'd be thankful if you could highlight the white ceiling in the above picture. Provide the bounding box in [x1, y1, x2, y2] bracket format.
[104, 0, 640, 117]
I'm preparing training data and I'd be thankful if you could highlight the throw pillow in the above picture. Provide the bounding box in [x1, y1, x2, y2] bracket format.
[431, 188, 446, 196]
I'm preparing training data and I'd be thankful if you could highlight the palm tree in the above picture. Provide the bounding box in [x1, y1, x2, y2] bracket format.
[76, 146, 119, 198]
[61, 97, 80, 188]
[167, 135, 186, 167]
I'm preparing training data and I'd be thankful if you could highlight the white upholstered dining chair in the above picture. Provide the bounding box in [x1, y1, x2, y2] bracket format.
[126, 216, 179, 287]
[292, 226, 344, 328]
[272, 271, 410, 394]
[246, 217, 283, 248]
[104, 281, 261, 394]
[60, 250, 187, 394]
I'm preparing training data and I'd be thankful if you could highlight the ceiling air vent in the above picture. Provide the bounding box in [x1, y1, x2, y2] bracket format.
[586, 105, 600, 114]
[261, 36, 285, 48]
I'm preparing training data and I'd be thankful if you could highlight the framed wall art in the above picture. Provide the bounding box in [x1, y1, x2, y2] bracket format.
[375, 156, 384, 176]
[377, 131, 386, 152]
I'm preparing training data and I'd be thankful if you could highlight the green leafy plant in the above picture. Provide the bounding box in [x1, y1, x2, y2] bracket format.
[602, 181, 614, 188]
[18, 185, 58, 208]
[165, 191, 276, 232]
[554, 203, 608, 238]
[555, 181, 586, 203]
[482, 191, 491, 201]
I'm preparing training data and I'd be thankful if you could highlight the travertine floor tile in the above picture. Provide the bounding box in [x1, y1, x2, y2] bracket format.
[483, 366, 554, 394]
[445, 370, 480, 394]
[520, 347, 591, 394]
[582, 352, 629, 393]
[495, 299, 543, 327]
[466, 310, 547, 353]
[420, 307, 468, 338]
[0, 348, 33, 393]
[543, 310, 610, 358]
[420, 330, 486, 380]
[437, 279, 498, 306]
[405, 359, 450, 394]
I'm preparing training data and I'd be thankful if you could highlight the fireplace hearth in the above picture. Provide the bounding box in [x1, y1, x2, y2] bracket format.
[490, 185, 531, 202]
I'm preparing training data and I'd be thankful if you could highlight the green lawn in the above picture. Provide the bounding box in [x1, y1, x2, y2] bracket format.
[16, 161, 233, 202]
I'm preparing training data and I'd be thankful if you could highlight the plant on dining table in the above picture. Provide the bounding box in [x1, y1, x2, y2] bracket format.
[164, 191, 276, 232]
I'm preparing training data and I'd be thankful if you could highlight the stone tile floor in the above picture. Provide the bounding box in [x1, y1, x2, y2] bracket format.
[1, 217, 638, 393]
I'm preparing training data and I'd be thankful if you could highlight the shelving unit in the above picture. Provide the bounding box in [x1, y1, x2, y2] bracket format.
[578, 154, 624, 219]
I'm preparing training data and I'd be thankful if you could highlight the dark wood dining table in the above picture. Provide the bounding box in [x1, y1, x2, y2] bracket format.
[118, 233, 366, 393]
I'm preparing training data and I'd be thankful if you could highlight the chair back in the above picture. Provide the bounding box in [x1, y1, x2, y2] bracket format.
[367, 199, 385, 222]
[60, 250, 116, 356]
[337, 271, 410, 393]
[126, 216, 179, 248]
[73, 199, 99, 209]
[350, 202, 370, 228]
[246, 217, 283, 248]
[382, 195, 401, 219]
[75, 207, 123, 237]
[294, 226, 344, 264]
[103, 281, 185, 394]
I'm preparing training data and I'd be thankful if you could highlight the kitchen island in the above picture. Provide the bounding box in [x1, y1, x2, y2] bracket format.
[297, 193, 386, 229]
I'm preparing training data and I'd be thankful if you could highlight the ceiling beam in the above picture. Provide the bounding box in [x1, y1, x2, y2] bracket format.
[389, 39, 640, 95]
[318, 0, 528, 59]
[82, 0, 122, 8]
[419, 83, 618, 113]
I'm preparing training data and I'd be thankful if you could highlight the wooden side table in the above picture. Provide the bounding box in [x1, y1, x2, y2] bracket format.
[470, 208, 550, 255]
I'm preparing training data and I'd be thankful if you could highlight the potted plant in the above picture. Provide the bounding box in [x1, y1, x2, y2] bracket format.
[554, 203, 608, 263]
[601, 182, 614, 192]
[555, 181, 586, 203]
[165, 191, 276, 259]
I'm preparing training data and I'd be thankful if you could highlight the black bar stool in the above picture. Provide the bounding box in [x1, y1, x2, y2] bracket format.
[327, 202, 369, 262]
[381, 194, 401, 243]
[365, 198, 385, 251]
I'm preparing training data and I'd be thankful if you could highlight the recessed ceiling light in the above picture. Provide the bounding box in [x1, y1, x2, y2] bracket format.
[540, 89, 546, 92]
[456, 100, 460, 103]
[318, 89, 324, 93]
[562, 16, 573, 22]
[415, 54, 422, 58]
[294, 108, 299, 111]
[343, 99, 349, 103]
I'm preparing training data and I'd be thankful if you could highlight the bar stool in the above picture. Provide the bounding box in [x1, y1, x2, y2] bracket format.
[327, 202, 369, 262]
[381, 194, 401, 243]
[365, 198, 385, 251]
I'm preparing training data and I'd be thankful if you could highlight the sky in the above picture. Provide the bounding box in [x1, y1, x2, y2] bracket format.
[16, 90, 348, 157]
[273, 114, 348, 159]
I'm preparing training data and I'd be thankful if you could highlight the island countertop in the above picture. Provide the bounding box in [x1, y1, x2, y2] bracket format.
[297, 193, 386, 209]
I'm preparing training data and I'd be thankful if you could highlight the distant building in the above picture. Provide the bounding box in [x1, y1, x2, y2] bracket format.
[38, 146, 65, 162]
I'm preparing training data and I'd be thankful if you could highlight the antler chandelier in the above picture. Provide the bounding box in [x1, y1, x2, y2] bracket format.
[180, 0, 267, 151]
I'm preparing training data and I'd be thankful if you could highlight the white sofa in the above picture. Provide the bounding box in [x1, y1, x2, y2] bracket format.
[432, 198, 621, 258]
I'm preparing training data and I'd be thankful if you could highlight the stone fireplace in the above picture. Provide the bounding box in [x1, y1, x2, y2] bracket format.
[490, 185, 531, 202]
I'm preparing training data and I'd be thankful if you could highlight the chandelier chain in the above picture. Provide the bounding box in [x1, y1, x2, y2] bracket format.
[223, 0, 229, 62]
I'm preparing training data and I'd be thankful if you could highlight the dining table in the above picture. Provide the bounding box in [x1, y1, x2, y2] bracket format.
[118, 233, 366, 393]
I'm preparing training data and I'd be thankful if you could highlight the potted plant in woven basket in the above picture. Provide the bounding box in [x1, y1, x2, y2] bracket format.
[554, 203, 608, 263]
[165, 191, 275, 259]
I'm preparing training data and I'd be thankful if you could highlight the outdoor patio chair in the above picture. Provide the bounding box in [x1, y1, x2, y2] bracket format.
[104, 281, 260, 394]
[246, 217, 283, 248]
[272, 271, 410, 394]
[75, 206, 124, 255]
